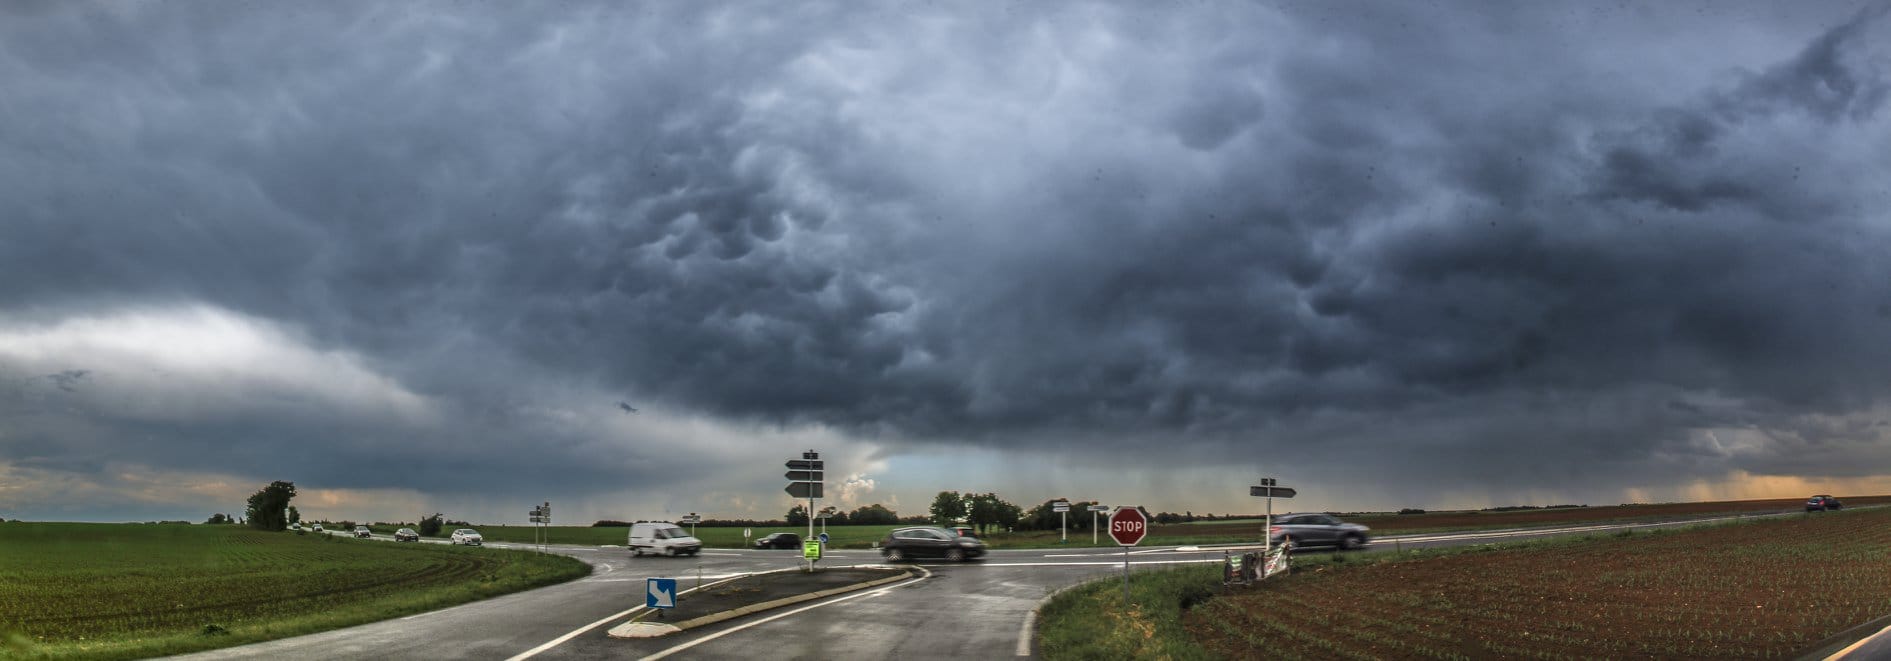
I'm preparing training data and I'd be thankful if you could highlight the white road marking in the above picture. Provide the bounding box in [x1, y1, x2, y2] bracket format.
[506, 574, 753, 661]
[698, 552, 742, 556]
[639, 566, 932, 661]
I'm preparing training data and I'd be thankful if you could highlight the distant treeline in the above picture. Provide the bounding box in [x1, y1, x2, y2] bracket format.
[1482, 504, 1587, 512]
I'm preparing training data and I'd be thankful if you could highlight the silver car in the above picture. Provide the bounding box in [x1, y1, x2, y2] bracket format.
[1268, 513, 1370, 550]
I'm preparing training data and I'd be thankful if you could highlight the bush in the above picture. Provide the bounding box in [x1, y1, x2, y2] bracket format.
[1398, 508, 1426, 515]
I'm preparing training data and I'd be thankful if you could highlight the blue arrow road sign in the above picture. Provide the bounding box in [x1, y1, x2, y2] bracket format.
[818, 532, 829, 544]
[646, 578, 677, 609]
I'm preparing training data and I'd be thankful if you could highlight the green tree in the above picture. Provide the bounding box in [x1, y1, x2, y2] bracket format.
[419, 513, 444, 537]
[287, 506, 301, 525]
[848, 503, 899, 525]
[928, 491, 966, 526]
[205, 513, 228, 525]
[244, 481, 296, 531]
[786, 504, 809, 526]
[966, 493, 1023, 534]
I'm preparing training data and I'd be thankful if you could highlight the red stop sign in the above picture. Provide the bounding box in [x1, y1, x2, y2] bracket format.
[1108, 507, 1148, 546]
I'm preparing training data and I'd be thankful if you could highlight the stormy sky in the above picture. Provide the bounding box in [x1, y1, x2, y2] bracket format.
[3, 1, 1890, 524]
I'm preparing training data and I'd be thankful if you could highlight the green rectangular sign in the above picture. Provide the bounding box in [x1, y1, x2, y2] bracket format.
[802, 540, 822, 560]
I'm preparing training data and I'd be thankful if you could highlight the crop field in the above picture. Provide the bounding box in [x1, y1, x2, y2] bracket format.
[1156, 494, 1891, 540]
[0, 522, 589, 659]
[1183, 507, 1891, 659]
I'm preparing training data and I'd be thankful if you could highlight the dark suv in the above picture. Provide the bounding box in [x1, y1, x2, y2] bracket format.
[880, 526, 985, 562]
[1268, 513, 1370, 550]
[1807, 495, 1844, 512]
[754, 532, 802, 549]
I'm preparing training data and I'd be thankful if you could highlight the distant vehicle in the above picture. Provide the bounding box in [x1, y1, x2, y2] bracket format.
[1807, 495, 1844, 512]
[311, 524, 323, 533]
[354, 526, 372, 538]
[290, 523, 305, 535]
[450, 529, 483, 546]
[1268, 513, 1370, 550]
[394, 528, 420, 542]
[628, 522, 701, 557]
[754, 532, 802, 549]
[880, 526, 985, 562]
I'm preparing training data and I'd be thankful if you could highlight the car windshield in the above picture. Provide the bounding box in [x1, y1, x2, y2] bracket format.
[654, 526, 684, 539]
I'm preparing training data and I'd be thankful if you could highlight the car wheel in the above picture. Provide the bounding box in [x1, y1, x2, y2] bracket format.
[945, 548, 965, 562]
[1341, 534, 1365, 551]
[885, 548, 905, 562]
[665, 546, 676, 557]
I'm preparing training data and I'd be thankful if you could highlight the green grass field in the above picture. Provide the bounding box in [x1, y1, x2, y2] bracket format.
[0, 522, 589, 659]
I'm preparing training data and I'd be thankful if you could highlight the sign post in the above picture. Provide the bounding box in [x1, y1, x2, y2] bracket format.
[528, 502, 551, 553]
[1088, 504, 1109, 545]
[1249, 480, 1295, 555]
[1108, 507, 1148, 604]
[786, 451, 824, 571]
[1053, 501, 1070, 544]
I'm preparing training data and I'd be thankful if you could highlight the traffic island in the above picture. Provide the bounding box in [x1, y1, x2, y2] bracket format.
[607, 566, 915, 639]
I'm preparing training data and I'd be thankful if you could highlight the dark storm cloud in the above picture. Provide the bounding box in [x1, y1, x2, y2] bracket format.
[3, 1, 1890, 508]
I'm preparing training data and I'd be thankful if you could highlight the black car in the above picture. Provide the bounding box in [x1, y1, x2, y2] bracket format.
[754, 532, 802, 549]
[1807, 495, 1844, 512]
[879, 526, 985, 562]
[394, 527, 420, 542]
[1267, 513, 1371, 550]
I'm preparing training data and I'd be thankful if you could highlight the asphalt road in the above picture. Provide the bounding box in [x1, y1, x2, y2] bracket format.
[170, 508, 1822, 660]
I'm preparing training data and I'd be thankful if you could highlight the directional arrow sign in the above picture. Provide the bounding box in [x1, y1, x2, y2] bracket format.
[786, 482, 824, 499]
[1088, 504, 1111, 512]
[785, 459, 825, 471]
[784, 470, 823, 481]
[646, 578, 677, 609]
[1248, 486, 1297, 498]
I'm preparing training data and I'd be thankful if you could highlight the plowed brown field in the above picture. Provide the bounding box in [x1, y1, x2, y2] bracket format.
[1185, 506, 1891, 659]
[1155, 494, 1891, 539]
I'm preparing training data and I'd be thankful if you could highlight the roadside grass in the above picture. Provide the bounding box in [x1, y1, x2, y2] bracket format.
[1036, 562, 1221, 660]
[1039, 508, 1891, 659]
[0, 522, 589, 660]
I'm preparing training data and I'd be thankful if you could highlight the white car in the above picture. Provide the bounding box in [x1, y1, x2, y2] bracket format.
[312, 524, 324, 533]
[628, 522, 700, 557]
[450, 529, 483, 546]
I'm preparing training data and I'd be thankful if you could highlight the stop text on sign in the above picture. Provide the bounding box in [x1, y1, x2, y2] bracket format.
[1108, 508, 1148, 546]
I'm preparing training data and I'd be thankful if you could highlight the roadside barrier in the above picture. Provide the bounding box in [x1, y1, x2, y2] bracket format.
[1223, 540, 1291, 586]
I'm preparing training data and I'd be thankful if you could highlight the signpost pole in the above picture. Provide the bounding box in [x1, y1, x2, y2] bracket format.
[1092, 509, 1098, 546]
[1124, 545, 1130, 604]
[1061, 509, 1067, 544]
[1108, 507, 1147, 606]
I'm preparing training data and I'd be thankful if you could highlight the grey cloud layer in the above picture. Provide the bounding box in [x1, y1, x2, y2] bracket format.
[4, 2, 1890, 505]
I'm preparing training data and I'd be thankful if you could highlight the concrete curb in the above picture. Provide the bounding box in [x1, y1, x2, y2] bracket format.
[1015, 580, 1091, 657]
[1798, 613, 1891, 660]
[607, 566, 919, 639]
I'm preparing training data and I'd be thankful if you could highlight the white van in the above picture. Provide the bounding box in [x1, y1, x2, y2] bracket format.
[628, 522, 701, 557]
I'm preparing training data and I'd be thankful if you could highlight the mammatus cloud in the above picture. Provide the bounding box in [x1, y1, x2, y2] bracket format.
[1, 3, 1888, 521]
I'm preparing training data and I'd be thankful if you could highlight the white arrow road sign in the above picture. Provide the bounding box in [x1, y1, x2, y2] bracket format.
[646, 578, 677, 609]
